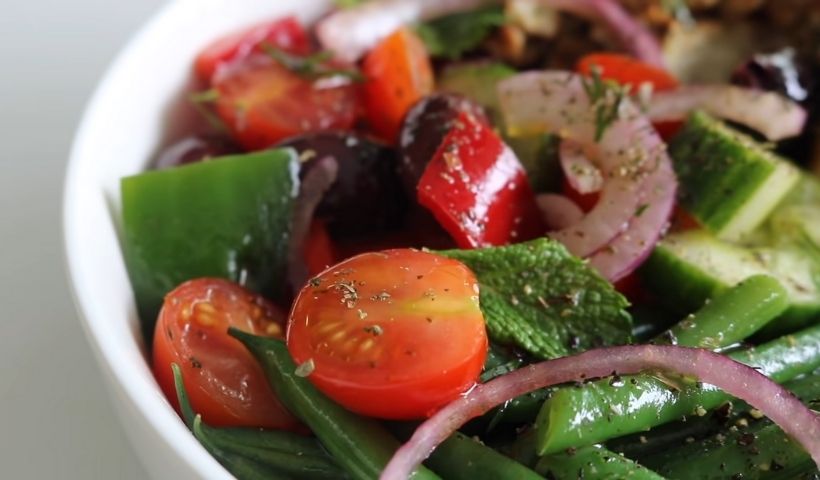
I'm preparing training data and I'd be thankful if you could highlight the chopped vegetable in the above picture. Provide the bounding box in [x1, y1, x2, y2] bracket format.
[362, 28, 434, 143]
[286, 249, 488, 419]
[440, 238, 632, 359]
[194, 16, 310, 82]
[536, 444, 665, 480]
[121, 149, 298, 341]
[154, 279, 296, 430]
[417, 110, 545, 248]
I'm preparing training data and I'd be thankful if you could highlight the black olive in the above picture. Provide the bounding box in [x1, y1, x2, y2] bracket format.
[397, 93, 488, 194]
[731, 48, 814, 105]
[279, 131, 407, 236]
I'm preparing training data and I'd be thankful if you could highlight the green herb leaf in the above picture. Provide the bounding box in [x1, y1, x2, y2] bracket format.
[581, 65, 627, 141]
[440, 238, 632, 359]
[334, 0, 367, 7]
[263, 45, 364, 82]
[415, 6, 506, 60]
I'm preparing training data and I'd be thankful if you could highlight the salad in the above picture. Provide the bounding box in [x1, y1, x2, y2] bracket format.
[119, 0, 820, 479]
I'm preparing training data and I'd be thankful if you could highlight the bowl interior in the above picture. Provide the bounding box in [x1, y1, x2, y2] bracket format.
[63, 0, 329, 477]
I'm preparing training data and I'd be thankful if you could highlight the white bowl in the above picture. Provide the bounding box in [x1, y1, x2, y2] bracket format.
[63, 0, 331, 477]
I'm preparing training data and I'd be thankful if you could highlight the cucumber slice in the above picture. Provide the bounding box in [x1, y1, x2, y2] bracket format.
[669, 111, 800, 242]
[641, 230, 820, 337]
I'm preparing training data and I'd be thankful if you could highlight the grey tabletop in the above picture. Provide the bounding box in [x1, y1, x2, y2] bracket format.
[0, 0, 167, 478]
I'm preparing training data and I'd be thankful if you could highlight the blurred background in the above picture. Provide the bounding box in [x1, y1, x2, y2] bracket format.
[0, 0, 164, 477]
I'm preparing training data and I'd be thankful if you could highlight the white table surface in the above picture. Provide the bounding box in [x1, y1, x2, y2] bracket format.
[0, 0, 166, 477]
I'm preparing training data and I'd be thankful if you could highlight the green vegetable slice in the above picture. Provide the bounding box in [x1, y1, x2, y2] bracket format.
[121, 149, 298, 342]
[440, 238, 632, 359]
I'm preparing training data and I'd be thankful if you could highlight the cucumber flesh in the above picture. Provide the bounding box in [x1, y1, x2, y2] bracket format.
[641, 230, 820, 337]
[669, 111, 800, 242]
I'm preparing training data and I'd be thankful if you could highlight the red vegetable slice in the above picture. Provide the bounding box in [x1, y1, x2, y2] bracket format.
[381, 345, 820, 480]
[417, 110, 545, 248]
[195, 16, 311, 83]
[577, 53, 678, 92]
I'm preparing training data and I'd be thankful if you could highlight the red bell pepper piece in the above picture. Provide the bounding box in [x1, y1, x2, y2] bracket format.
[194, 16, 311, 83]
[417, 111, 545, 249]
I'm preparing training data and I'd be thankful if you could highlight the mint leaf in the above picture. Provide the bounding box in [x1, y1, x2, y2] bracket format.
[440, 238, 632, 359]
[416, 6, 506, 60]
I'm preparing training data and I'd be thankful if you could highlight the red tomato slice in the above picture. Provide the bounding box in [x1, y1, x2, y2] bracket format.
[153, 278, 298, 430]
[214, 56, 361, 150]
[194, 16, 311, 83]
[362, 28, 434, 143]
[287, 249, 488, 419]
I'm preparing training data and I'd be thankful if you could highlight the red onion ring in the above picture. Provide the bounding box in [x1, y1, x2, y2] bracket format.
[498, 71, 676, 270]
[535, 193, 584, 230]
[317, 0, 663, 66]
[647, 85, 807, 141]
[287, 156, 338, 292]
[559, 139, 603, 194]
[380, 345, 820, 480]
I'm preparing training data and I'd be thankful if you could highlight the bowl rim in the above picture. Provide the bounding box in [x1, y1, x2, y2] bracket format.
[62, 1, 239, 478]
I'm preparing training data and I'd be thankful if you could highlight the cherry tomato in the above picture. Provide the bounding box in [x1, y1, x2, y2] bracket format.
[287, 249, 488, 419]
[362, 28, 434, 143]
[214, 55, 361, 151]
[194, 16, 311, 83]
[153, 278, 299, 430]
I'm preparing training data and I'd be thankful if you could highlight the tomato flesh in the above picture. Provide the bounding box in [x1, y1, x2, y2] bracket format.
[214, 56, 361, 151]
[287, 249, 488, 419]
[362, 28, 434, 143]
[194, 16, 311, 83]
[153, 278, 298, 429]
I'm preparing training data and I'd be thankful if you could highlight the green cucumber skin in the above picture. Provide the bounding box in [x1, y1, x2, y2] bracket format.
[536, 445, 665, 480]
[231, 331, 441, 480]
[669, 111, 798, 240]
[121, 149, 298, 342]
[534, 323, 820, 455]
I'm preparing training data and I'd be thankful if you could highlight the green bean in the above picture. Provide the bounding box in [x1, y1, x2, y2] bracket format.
[171, 364, 347, 480]
[534, 321, 820, 455]
[425, 432, 543, 480]
[230, 330, 441, 480]
[639, 374, 820, 479]
[535, 444, 665, 480]
[656, 275, 788, 349]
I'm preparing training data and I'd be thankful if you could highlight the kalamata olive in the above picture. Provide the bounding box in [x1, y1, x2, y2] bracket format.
[731, 47, 814, 105]
[278, 132, 407, 236]
[152, 135, 239, 169]
[398, 93, 488, 194]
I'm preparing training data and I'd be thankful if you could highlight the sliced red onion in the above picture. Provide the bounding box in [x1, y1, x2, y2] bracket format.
[287, 156, 338, 292]
[498, 71, 676, 268]
[536, 193, 584, 230]
[316, 0, 500, 63]
[559, 139, 603, 194]
[318, 0, 662, 67]
[381, 345, 820, 480]
[647, 85, 807, 141]
[587, 154, 676, 282]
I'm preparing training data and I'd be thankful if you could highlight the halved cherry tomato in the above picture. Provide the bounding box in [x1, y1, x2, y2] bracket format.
[287, 249, 488, 419]
[153, 278, 299, 430]
[577, 53, 682, 140]
[303, 220, 337, 276]
[194, 16, 311, 83]
[214, 56, 361, 150]
[362, 28, 434, 143]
